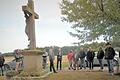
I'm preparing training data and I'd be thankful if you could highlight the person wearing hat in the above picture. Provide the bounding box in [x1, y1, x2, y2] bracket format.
[105, 42, 115, 75]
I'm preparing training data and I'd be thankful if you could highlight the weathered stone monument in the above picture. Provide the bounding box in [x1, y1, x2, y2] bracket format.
[5, 0, 50, 79]
[23, 0, 38, 49]
[22, 0, 44, 73]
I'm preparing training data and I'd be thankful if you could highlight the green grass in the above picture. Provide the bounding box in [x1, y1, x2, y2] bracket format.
[47, 70, 120, 80]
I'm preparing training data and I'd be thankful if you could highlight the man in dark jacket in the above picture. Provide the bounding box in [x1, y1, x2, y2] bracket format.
[105, 42, 115, 75]
[87, 47, 95, 70]
[57, 48, 62, 70]
[79, 48, 86, 69]
[97, 47, 104, 71]
[0, 52, 5, 76]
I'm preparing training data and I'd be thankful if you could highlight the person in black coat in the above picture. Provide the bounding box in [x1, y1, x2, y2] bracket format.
[87, 47, 95, 70]
[97, 47, 104, 71]
[105, 42, 115, 75]
[0, 52, 5, 76]
[57, 48, 62, 70]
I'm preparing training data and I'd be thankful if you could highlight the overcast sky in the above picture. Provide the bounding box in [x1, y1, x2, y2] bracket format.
[0, 0, 79, 53]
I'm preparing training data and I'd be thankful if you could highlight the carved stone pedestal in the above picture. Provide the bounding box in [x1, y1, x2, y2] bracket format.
[11, 50, 51, 80]
[22, 50, 44, 72]
[6, 50, 51, 80]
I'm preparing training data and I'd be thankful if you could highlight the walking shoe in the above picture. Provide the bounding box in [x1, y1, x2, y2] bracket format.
[68, 67, 70, 70]
[80, 68, 82, 69]
[109, 73, 114, 76]
[99, 69, 103, 72]
[54, 71, 57, 73]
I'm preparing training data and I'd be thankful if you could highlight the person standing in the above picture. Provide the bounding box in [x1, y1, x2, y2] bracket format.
[73, 49, 79, 70]
[105, 42, 115, 75]
[49, 47, 57, 73]
[97, 47, 104, 71]
[79, 48, 86, 69]
[14, 49, 23, 73]
[42, 50, 48, 69]
[67, 50, 73, 70]
[57, 48, 62, 70]
[0, 52, 5, 76]
[87, 47, 95, 70]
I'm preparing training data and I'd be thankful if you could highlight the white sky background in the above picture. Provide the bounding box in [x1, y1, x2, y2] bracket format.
[0, 0, 79, 53]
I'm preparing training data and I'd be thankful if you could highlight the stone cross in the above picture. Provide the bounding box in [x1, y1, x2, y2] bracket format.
[22, 0, 39, 50]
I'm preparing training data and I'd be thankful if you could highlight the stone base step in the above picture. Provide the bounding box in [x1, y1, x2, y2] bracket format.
[12, 72, 52, 80]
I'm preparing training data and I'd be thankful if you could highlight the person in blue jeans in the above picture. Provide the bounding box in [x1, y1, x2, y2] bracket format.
[105, 42, 115, 75]
[79, 48, 86, 69]
[97, 47, 104, 71]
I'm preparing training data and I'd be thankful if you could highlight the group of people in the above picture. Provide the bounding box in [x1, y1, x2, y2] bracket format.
[97, 42, 116, 75]
[0, 49, 23, 75]
[48, 47, 62, 73]
[12, 42, 119, 76]
[67, 42, 118, 75]
[13, 43, 119, 76]
[0, 42, 118, 76]
[47, 42, 119, 75]
[67, 47, 95, 70]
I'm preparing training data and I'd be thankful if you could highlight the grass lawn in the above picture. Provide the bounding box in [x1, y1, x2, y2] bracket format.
[46, 62, 120, 80]
[47, 70, 120, 80]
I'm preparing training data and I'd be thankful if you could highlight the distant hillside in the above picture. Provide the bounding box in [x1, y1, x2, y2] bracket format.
[2, 41, 119, 57]
[3, 52, 14, 57]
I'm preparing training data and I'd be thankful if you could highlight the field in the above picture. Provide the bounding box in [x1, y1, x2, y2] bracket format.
[4, 56, 14, 63]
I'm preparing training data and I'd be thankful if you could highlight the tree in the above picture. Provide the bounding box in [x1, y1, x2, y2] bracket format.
[60, 0, 120, 43]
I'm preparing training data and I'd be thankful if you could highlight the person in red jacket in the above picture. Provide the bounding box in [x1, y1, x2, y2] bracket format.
[67, 50, 73, 70]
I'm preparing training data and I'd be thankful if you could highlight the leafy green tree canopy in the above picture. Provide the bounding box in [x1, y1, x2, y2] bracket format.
[60, 0, 120, 43]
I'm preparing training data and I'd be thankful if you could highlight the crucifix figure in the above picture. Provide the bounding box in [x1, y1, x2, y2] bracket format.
[22, 0, 39, 50]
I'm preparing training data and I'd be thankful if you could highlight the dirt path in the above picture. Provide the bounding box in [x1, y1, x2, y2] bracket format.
[46, 68, 120, 80]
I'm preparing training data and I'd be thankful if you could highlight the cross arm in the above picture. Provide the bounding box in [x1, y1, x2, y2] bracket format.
[22, 6, 39, 19]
